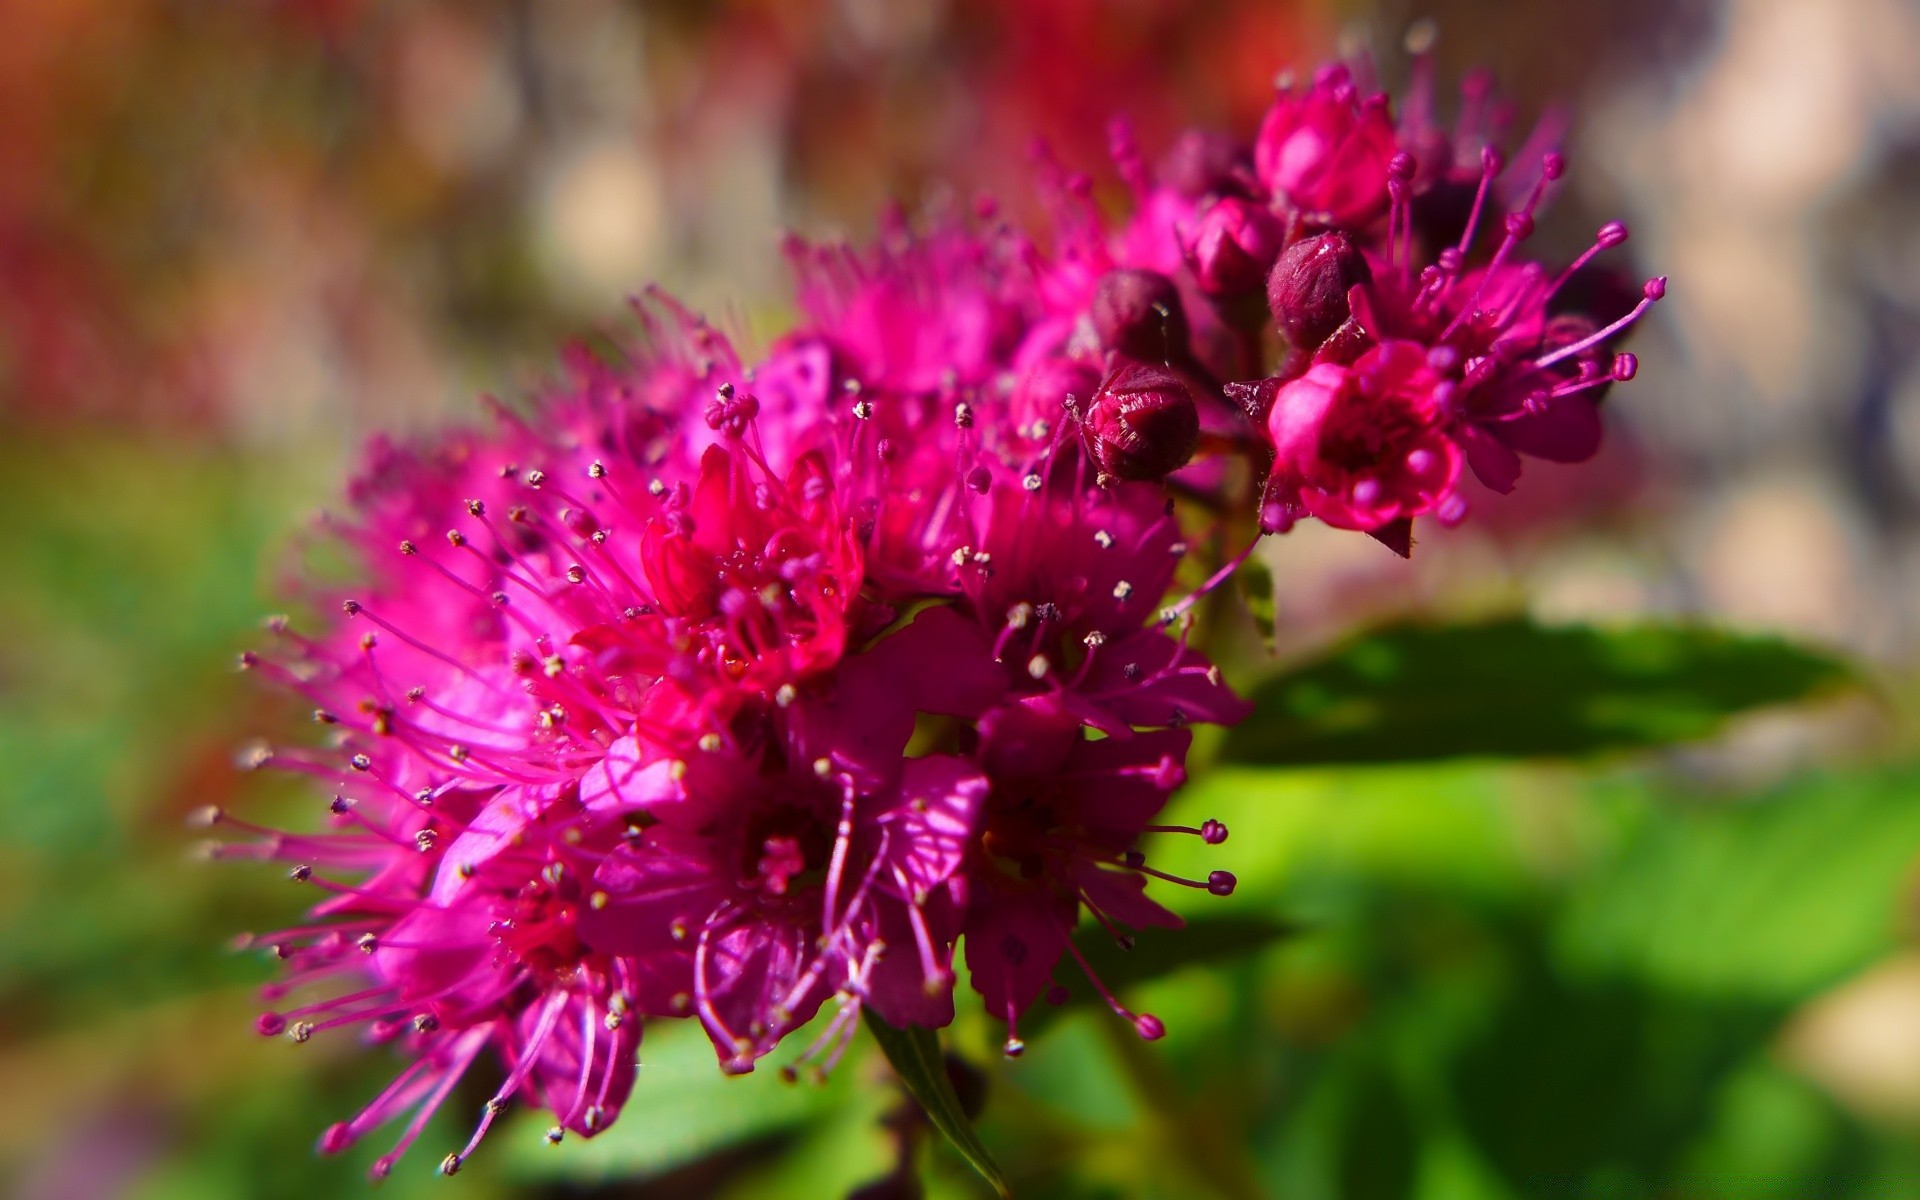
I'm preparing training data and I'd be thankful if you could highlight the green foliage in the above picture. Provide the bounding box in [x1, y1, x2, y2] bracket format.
[1224, 616, 1856, 765]
[866, 1013, 1013, 1198]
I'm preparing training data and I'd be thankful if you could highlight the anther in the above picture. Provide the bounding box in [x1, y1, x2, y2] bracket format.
[186, 805, 223, 829]
[415, 830, 436, 853]
[525, 469, 546, 488]
[1133, 1014, 1166, 1040]
[1003, 1037, 1026, 1058]
[290, 865, 313, 882]
[465, 499, 485, 517]
[414, 1014, 439, 1033]
[289, 1021, 314, 1043]
[440, 1153, 462, 1176]
[852, 399, 874, 420]
[545, 1127, 565, 1145]
[1095, 530, 1114, 548]
[954, 402, 974, 428]
[589, 460, 607, 479]
[1201, 819, 1229, 845]
[1112, 580, 1133, 600]
[1022, 473, 1042, 492]
[775, 684, 797, 708]
[1206, 870, 1237, 896]
[1083, 632, 1106, 649]
[1027, 655, 1050, 680]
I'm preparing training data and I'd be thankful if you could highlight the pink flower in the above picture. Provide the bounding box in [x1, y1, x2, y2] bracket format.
[576, 692, 988, 1072]
[214, 789, 641, 1177]
[958, 696, 1233, 1052]
[1264, 341, 1464, 537]
[1252, 64, 1398, 228]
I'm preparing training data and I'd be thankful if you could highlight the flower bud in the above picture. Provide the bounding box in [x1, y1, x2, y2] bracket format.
[1082, 359, 1200, 482]
[1188, 198, 1284, 297]
[1267, 230, 1372, 353]
[1091, 269, 1190, 364]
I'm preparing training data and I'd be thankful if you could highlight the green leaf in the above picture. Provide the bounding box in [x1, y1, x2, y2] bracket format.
[1562, 764, 1920, 1002]
[1222, 616, 1854, 766]
[863, 1012, 1013, 1198]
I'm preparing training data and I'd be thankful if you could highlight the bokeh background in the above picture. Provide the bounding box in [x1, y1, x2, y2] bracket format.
[5, 1, 1920, 1197]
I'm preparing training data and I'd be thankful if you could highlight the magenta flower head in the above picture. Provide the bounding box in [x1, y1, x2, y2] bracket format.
[206, 38, 1664, 1185]
[1081, 359, 1200, 483]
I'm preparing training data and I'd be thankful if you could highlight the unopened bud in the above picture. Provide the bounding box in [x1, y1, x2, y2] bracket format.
[1268, 230, 1372, 353]
[1082, 360, 1200, 483]
[1189, 198, 1284, 297]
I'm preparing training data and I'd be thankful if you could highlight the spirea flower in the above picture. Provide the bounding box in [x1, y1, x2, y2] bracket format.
[208, 40, 1663, 1178]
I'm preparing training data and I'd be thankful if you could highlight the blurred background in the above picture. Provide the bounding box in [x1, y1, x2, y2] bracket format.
[4, 1, 1920, 1196]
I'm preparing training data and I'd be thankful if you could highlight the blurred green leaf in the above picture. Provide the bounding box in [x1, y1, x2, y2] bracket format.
[864, 1013, 1012, 1199]
[1223, 616, 1854, 766]
[1562, 765, 1920, 1002]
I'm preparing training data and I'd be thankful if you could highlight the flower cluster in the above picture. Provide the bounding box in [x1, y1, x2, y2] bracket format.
[209, 47, 1661, 1176]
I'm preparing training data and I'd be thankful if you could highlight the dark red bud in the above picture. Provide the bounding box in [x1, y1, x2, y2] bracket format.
[1091, 269, 1191, 364]
[1268, 230, 1373, 352]
[1189, 198, 1285, 297]
[1082, 359, 1200, 482]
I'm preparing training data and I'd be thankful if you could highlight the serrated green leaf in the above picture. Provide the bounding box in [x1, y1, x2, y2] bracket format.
[1223, 617, 1854, 766]
[863, 1012, 1012, 1198]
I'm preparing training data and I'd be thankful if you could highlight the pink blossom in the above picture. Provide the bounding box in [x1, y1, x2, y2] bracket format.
[1252, 64, 1398, 229]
